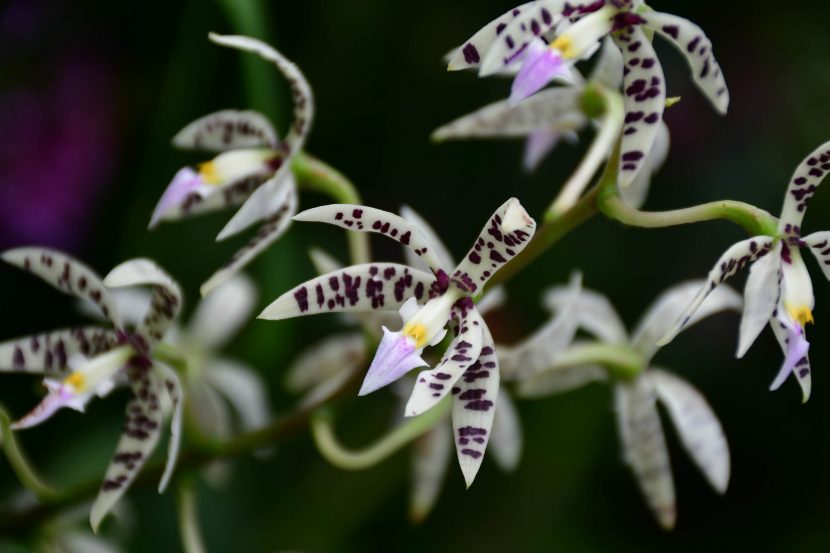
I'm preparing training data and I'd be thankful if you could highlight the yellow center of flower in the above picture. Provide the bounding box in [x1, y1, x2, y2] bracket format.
[788, 305, 814, 327]
[196, 161, 222, 185]
[550, 35, 574, 58]
[64, 372, 87, 392]
[402, 322, 428, 348]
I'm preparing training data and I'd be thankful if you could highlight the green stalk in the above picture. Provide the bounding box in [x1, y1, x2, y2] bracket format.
[0, 408, 59, 501]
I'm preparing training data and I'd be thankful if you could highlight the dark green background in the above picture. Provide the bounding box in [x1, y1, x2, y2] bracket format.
[1, 0, 830, 550]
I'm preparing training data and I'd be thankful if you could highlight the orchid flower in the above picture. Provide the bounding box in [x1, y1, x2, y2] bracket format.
[262, 198, 536, 484]
[659, 141, 830, 403]
[150, 33, 314, 295]
[502, 279, 740, 529]
[0, 248, 184, 531]
[435, 38, 669, 207]
[448, 0, 728, 186]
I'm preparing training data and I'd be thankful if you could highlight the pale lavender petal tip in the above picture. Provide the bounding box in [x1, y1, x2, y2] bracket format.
[523, 128, 561, 172]
[149, 167, 205, 229]
[358, 327, 428, 396]
[509, 42, 568, 105]
[770, 322, 810, 391]
[11, 381, 86, 430]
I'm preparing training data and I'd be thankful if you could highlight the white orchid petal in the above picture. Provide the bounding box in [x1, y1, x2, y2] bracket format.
[206, 359, 271, 431]
[542, 284, 627, 343]
[285, 332, 365, 392]
[514, 363, 607, 398]
[189, 274, 257, 350]
[399, 205, 456, 271]
[737, 247, 781, 357]
[588, 37, 624, 90]
[778, 142, 830, 232]
[488, 391, 522, 472]
[0, 327, 117, 375]
[621, 120, 670, 209]
[155, 362, 184, 493]
[410, 420, 452, 523]
[804, 231, 830, 283]
[650, 369, 730, 494]
[172, 109, 278, 152]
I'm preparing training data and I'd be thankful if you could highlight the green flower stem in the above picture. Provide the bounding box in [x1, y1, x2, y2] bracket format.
[547, 84, 625, 217]
[309, 397, 451, 470]
[292, 152, 372, 265]
[551, 342, 644, 381]
[177, 476, 207, 553]
[0, 408, 59, 502]
[153, 342, 189, 373]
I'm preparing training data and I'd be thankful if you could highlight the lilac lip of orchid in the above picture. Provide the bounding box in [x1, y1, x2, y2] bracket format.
[509, 40, 570, 105]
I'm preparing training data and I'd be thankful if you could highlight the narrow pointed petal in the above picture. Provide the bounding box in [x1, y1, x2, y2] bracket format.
[479, 0, 569, 76]
[2, 248, 122, 328]
[406, 307, 485, 416]
[615, 378, 676, 530]
[294, 204, 445, 272]
[514, 363, 607, 398]
[432, 87, 584, 142]
[451, 198, 536, 294]
[804, 231, 830, 283]
[360, 328, 427, 396]
[206, 359, 270, 431]
[285, 333, 365, 392]
[209, 33, 314, 239]
[509, 40, 570, 104]
[410, 420, 452, 523]
[778, 141, 830, 232]
[621, 120, 670, 209]
[523, 128, 562, 173]
[0, 327, 117, 375]
[172, 109, 278, 151]
[543, 284, 628, 343]
[259, 263, 436, 320]
[201, 176, 297, 295]
[104, 259, 182, 347]
[149, 168, 213, 229]
[769, 314, 810, 393]
[588, 37, 624, 90]
[154, 362, 183, 492]
[90, 372, 166, 532]
[634, 280, 742, 362]
[451, 322, 499, 487]
[488, 391, 522, 472]
[614, 26, 666, 188]
[650, 369, 730, 493]
[770, 317, 811, 402]
[189, 274, 256, 350]
[644, 11, 729, 114]
[658, 237, 775, 347]
[152, 172, 269, 225]
[447, 1, 539, 71]
[400, 205, 456, 271]
[737, 248, 781, 357]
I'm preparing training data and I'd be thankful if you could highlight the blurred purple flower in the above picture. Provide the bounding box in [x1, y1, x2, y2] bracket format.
[0, 57, 117, 249]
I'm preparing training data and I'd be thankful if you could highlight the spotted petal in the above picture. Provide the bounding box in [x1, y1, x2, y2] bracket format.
[406, 306, 485, 417]
[172, 109, 278, 152]
[432, 87, 584, 141]
[804, 231, 830, 283]
[151, 173, 268, 225]
[188, 274, 257, 350]
[259, 264, 437, 320]
[778, 141, 830, 232]
[201, 174, 297, 295]
[658, 237, 775, 347]
[447, 1, 539, 71]
[90, 368, 167, 531]
[633, 280, 742, 362]
[615, 377, 676, 530]
[737, 244, 781, 357]
[488, 390, 522, 472]
[2, 248, 121, 328]
[0, 327, 117, 375]
[621, 120, 670, 209]
[294, 204, 445, 272]
[211, 33, 314, 240]
[649, 368, 729, 494]
[614, 26, 666, 188]
[479, 1, 569, 76]
[104, 259, 182, 347]
[450, 198, 536, 294]
[451, 322, 499, 487]
[410, 419, 452, 523]
[644, 11, 729, 114]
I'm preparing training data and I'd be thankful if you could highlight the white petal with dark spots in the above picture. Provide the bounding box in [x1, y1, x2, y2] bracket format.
[172, 109, 278, 151]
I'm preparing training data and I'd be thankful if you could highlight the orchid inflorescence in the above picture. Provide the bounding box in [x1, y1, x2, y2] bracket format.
[1, 1, 829, 547]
